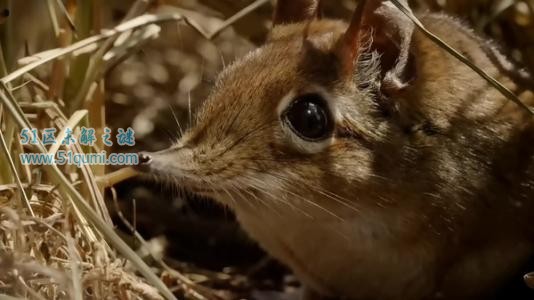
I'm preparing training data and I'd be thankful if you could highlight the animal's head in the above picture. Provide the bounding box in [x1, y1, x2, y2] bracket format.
[138, 0, 418, 218]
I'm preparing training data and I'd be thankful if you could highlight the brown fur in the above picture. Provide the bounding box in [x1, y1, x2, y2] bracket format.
[138, 2, 534, 299]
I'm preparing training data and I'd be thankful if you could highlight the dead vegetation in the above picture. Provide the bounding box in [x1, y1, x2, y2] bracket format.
[0, 0, 533, 299]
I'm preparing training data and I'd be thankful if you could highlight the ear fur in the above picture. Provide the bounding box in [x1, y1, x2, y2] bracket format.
[336, 0, 416, 95]
[273, 0, 320, 26]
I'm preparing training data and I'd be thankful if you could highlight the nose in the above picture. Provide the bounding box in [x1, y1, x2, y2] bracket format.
[135, 152, 152, 172]
[138, 152, 152, 164]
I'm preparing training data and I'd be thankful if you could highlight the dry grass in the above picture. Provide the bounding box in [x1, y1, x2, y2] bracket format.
[0, 1, 192, 299]
[0, 0, 533, 299]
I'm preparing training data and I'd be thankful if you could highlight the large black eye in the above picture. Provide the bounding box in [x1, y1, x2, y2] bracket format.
[283, 93, 334, 141]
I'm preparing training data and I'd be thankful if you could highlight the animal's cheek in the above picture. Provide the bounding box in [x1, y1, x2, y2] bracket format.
[328, 143, 375, 183]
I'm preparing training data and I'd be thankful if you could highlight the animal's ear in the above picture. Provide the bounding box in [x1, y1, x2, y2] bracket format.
[336, 0, 416, 95]
[273, 0, 320, 26]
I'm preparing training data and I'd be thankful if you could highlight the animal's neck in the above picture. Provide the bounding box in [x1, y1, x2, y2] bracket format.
[371, 15, 534, 236]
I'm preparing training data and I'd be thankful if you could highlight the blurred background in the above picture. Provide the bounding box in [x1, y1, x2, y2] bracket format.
[1, 0, 534, 299]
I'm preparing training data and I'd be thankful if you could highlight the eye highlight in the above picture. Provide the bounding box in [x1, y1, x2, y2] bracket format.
[282, 93, 334, 141]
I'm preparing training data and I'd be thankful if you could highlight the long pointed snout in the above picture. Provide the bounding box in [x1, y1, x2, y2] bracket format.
[134, 145, 192, 174]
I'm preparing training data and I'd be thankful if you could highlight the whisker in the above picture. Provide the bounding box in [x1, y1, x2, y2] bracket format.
[229, 182, 284, 217]
[241, 173, 342, 221]
[218, 48, 226, 69]
[207, 177, 238, 208]
[240, 175, 313, 219]
[168, 103, 184, 137]
[245, 166, 362, 215]
[161, 127, 179, 144]
[235, 175, 353, 241]
[187, 92, 193, 128]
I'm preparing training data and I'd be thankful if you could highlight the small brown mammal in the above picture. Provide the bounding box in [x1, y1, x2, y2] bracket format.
[137, 1, 534, 299]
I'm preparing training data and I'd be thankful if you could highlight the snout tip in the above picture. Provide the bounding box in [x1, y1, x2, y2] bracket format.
[138, 152, 152, 164]
[135, 152, 152, 172]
